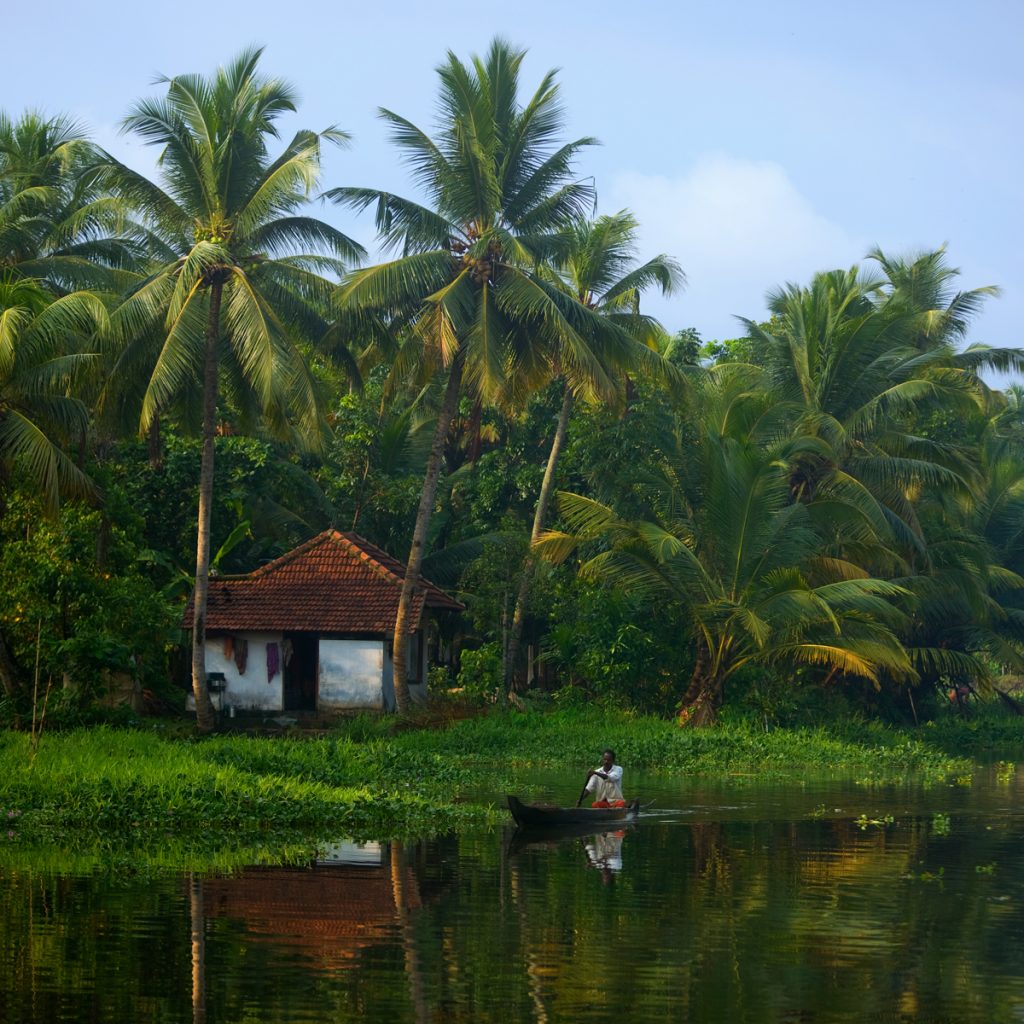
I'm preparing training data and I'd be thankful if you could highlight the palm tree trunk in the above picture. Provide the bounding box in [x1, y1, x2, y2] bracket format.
[392, 351, 465, 712]
[190, 281, 222, 734]
[147, 415, 163, 470]
[467, 398, 483, 465]
[0, 627, 22, 700]
[679, 637, 720, 727]
[504, 384, 573, 694]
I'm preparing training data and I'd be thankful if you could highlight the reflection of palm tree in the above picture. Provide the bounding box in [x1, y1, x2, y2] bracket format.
[390, 841, 428, 1024]
[690, 821, 729, 882]
[189, 873, 206, 1024]
[508, 855, 550, 1024]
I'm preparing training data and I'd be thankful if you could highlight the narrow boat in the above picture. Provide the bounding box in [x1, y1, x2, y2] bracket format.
[506, 794, 641, 827]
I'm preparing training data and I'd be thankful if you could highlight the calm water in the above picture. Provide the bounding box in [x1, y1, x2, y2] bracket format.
[3, 770, 1024, 1024]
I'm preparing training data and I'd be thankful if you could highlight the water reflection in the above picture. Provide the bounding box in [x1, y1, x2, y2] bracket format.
[509, 820, 633, 885]
[4, 772, 1024, 1023]
[190, 873, 205, 1024]
[584, 831, 625, 874]
[188, 839, 435, 1022]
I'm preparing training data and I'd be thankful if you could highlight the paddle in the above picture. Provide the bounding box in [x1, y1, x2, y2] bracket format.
[575, 771, 592, 808]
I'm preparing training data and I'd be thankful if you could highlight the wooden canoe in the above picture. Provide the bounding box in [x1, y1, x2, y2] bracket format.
[506, 794, 641, 827]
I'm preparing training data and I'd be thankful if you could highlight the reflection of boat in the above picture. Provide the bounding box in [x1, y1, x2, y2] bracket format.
[507, 819, 636, 855]
[507, 794, 641, 826]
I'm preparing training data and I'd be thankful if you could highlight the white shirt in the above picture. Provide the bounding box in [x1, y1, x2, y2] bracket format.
[585, 763, 623, 803]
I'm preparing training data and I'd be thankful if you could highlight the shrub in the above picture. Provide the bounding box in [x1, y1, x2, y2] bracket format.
[457, 642, 503, 699]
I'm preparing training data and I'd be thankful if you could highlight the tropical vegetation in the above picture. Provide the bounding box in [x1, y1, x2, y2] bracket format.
[0, 707, 992, 850]
[1, 39, 1023, 740]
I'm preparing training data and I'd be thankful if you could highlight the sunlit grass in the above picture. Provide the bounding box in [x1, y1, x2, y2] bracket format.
[2, 707, 1019, 869]
[362, 707, 975, 781]
[0, 726, 490, 851]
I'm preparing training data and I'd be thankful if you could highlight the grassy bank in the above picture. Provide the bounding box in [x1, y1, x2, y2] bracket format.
[1, 708, 1021, 859]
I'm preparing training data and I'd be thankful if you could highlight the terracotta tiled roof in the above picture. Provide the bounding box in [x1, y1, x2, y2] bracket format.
[186, 530, 463, 634]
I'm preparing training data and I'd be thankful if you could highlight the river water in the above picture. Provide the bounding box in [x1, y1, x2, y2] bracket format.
[2, 769, 1023, 1023]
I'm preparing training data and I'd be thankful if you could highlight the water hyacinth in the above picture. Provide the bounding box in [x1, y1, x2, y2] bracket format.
[0, 709, 992, 853]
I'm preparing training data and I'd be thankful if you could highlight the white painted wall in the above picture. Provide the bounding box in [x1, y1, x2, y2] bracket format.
[203, 632, 283, 711]
[191, 628, 432, 716]
[319, 639, 385, 710]
[383, 640, 394, 712]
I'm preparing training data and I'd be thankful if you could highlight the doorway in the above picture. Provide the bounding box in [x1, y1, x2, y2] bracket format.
[283, 633, 318, 711]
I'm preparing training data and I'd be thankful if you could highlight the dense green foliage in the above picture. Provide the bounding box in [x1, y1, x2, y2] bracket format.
[5, 709, 1018, 855]
[1, 40, 1023, 730]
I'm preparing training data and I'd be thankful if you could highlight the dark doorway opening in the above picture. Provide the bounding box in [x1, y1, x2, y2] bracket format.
[283, 633, 318, 711]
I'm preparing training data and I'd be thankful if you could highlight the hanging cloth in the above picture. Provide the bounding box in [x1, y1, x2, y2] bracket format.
[267, 642, 280, 684]
[233, 637, 248, 675]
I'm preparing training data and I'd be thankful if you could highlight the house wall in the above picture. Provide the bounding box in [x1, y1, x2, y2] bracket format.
[383, 641, 394, 712]
[319, 639, 385, 710]
[381, 632, 428, 708]
[203, 633, 283, 711]
[195, 627, 432, 716]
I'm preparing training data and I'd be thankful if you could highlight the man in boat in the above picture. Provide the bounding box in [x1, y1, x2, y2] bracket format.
[584, 749, 626, 808]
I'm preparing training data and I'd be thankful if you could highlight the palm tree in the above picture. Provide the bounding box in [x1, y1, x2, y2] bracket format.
[742, 264, 987, 563]
[0, 276, 105, 703]
[503, 210, 683, 692]
[0, 111, 147, 294]
[0, 276, 105, 513]
[869, 245, 998, 351]
[537, 365, 916, 724]
[103, 48, 363, 731]
[328, 38, 607, 709]
[870, 244, 1024, 390]
[895, 414, 1024, 700]
[743, 251, 1024, 704]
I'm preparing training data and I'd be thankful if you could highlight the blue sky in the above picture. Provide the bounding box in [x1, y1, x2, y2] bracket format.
[4, 0, 1021, 353]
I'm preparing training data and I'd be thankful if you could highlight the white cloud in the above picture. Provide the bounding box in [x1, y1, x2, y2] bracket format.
[607, 155, 864, 340]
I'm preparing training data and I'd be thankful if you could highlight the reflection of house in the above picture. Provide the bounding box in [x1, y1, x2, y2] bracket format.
[185, 530, 462, 713]
[317, 840, 385, 867]
[202, 859, 419, 967]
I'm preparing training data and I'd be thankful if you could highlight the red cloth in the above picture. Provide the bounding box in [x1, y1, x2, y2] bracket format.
[591, 799, 627, 808]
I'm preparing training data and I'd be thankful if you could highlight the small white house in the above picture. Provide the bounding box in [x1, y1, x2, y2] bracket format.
[187, 530, 462, 714]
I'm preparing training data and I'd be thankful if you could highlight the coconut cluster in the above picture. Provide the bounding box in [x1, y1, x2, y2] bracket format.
[193, 215, 235, 246]
[449, 228, 501, 285]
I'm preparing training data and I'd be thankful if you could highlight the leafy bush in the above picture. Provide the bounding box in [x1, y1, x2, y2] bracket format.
[457, 642, 503, 699]
[0, 490, 179, 706]
[541, 579, 690, 711]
